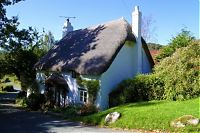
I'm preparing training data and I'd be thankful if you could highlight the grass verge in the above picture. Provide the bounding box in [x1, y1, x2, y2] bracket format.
[70, 98, 200, 132]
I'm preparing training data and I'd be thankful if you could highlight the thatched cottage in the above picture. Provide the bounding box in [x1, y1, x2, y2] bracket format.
[34, 6, 154, 110]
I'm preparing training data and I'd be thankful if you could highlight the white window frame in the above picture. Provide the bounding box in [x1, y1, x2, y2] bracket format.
[79, 88, 88, 103]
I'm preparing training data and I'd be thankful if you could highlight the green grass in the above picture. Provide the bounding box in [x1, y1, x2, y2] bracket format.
[15, 98, 27, 107]
[0, 91, 6, 93]
[72, 98, 200, 132]
[0, 75, 21, 90]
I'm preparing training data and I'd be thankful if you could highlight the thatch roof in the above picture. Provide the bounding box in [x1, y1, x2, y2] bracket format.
[35, 18, 154, 75]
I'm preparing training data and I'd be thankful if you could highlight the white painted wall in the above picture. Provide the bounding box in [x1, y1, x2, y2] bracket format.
[96, 41, 138, 110]
[61, 73, 79, 104]
[142, 49, 152, 73]
[31, 72, 46, 97]
[96, 41, 152, 110]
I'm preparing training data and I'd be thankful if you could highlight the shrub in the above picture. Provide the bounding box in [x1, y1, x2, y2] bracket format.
[154, 40, 200, 100]
[59, 105, 82, 119]
[79, 104, 98, 116]
[16, 98, 27, 107]
[16, 91, 27, 98]
[27, 93, 45, 110]
[109, 74, 164, 107]
[156, 29, 195, 61]
[110, 33, 199, 107]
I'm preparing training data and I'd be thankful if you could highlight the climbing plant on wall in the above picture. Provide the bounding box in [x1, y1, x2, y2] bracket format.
[76, 76, 100, 104]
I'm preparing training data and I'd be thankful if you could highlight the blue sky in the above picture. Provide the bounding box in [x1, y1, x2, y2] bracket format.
[6, 0, 199, 45]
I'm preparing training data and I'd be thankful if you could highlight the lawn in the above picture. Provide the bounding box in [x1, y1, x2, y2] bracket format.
[0, 75, 21, 91]
[72, 98, 200, 132]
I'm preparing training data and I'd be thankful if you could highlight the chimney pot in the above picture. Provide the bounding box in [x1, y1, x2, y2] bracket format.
[135, 6, 139, 11]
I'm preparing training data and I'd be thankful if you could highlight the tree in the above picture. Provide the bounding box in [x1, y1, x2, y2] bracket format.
[156, 29, 195, 61]
[154, 40, 200, 100]
[141, 15, 157, 43]
[147, 43, 163, 50]
[0, 0, 38, 51]
[39, 30, 55, 51]
[0, 0, 49, 90]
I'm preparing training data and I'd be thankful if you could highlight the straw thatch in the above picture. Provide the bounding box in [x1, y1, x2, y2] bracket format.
[35, 18, 154, 75]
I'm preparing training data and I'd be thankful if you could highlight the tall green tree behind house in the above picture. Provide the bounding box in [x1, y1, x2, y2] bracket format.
[156, 29, 195, 61]
[147, 43, 163, 50]
[38, 31, 55, 51]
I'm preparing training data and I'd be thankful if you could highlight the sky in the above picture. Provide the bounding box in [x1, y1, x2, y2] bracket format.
[6, 0, 199, 45]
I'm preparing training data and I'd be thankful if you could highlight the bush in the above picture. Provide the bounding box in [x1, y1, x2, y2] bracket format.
[156, 29, 195, 61]
[16, 91, 27, 98]
[16, 98, 27, 107]
[154, 41, 200, 100]
[57, 105, 82, 119]
[27, 93, 45, 110]
[79, 104, 98, 116]
[109, 74, 164, 107]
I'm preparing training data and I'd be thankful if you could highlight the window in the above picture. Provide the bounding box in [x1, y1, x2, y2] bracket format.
[79, 89, 88, 103]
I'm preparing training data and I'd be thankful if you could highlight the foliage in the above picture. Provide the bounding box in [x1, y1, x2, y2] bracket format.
[39, 31, 55, 51]
[51, 104, 98, 119]
[2, 85, 14, 92]
[154, 40, 200, 100]
[16, 90, 26, 98]
[0, 0, 54, 91]
[41, 100, 54, 112]
[16, 97, 27, 107]
[27, 93, 45, 110]
[77, 76, 100, 104]
[147, 43, 163, 50]
[0, 74, 21, 91]
[110, 37, 199, 105]
[74, 98, 200, 132]
[109, 74, 164, 107]
[0, 0, 37, 51]
[79, 104, 98, 116]
[27, 80, 40, 94]
[141, 15, 157, 43]
[51, 104, 82, 119]
[156, 29, 195, 61]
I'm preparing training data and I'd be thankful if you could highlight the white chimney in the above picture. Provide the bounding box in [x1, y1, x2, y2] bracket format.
[62, 19, 73, 37]
[132, 6, 142, 73]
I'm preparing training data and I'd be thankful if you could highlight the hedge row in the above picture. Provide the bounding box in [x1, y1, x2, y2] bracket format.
[109, 74, 164, 107]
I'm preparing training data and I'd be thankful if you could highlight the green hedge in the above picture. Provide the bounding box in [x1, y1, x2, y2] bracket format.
[109, 74, 164, 107]
[27, 93, 45, 110]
